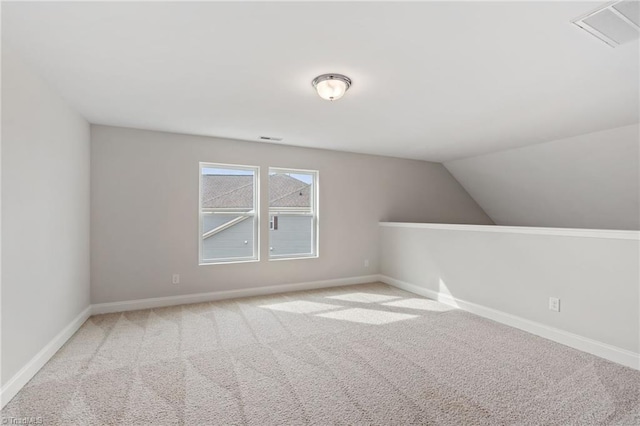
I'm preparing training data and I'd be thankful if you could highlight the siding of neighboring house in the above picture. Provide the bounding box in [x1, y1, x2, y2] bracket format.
[202, 217, 254, 259]
[202, 215, 312, 260]
[202, 215, 242, 233]
[269, 215, 313, 256]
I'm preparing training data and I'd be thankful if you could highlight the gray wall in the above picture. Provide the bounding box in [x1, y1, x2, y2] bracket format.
[1, 49, 91, 386]
[445, 124, 640, 230]
[90, 125, 493, 303]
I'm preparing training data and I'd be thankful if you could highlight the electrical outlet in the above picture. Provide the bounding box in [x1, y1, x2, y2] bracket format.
[172, 274, 180, 285]
[364, 259, 370, 268]
[548, 297, 560, 312]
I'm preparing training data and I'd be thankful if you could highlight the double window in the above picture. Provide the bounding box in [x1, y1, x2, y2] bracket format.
[199, 163, 318, 265]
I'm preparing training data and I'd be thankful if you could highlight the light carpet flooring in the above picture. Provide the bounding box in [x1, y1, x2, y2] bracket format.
[2, 282, 639, 425]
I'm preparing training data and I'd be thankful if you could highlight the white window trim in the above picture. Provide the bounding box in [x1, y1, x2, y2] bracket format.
[198, 162, 260, 265]
[268, 167, 319, 261]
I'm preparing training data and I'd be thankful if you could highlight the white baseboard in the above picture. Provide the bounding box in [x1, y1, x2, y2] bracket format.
[1, 306, 92, 409]
[6, 272, 633, 413]
[91, 274, 381, 315]
[379, 275, 640, 371]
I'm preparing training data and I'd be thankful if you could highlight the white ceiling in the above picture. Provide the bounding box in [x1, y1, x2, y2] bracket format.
[2, 1, 638, 162]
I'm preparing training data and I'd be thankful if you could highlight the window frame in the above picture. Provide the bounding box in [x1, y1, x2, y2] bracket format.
[268, 167, 319, 261]
[198, 162, 260, 265]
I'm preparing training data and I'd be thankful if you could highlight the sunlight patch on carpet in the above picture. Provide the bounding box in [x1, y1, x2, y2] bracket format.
[259, 301, 339, 314]
[325, 293, 401, 303]
[382, 298, 455, 312]
[316, 308, 418, 325]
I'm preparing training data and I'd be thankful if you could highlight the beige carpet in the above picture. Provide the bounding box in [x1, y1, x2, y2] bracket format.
[2, 282, 639, 425]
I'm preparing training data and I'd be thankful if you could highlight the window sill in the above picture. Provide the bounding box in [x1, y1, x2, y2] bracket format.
[199, 258, 259, 266]
[269, 255, 319, 262]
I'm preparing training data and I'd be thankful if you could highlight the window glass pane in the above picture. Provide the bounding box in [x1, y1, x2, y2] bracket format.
[269, 171, 312, 211]
[200, 164, 258, 263]
[269, 215, 313, 257]
[269, 169, 317, 259]
[202, 214, 242, 234]
[201, 167, 255, 211]
[202, 217, 255, 260]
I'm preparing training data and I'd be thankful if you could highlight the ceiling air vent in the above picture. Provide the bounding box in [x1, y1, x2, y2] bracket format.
[259, 136, 282, 141]
[572, 0, 639, 47]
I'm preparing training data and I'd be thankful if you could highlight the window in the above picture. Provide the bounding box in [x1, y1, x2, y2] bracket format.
[199, 163, 259, 264]
[269, 215, 278, 231]
[269, 168, 318, 260]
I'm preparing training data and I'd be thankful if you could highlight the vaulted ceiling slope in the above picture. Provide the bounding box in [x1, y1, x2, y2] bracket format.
[2, 2, 638, 162]
[445, 124, 640, 231]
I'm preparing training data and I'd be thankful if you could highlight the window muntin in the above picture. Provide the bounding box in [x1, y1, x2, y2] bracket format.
[268, 168, 318, 259]
[199, 163, 259, 264]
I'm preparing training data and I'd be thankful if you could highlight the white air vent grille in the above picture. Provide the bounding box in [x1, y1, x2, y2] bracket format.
[573, 0, 640, 47]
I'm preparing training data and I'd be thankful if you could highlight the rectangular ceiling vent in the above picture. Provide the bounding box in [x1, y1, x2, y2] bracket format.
[572, 0, 639, 47]
[259, 136, 282, 141]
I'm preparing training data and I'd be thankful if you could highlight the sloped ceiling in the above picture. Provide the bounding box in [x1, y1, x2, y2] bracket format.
[2, 1, 638, 162]
[445, 124, 639, 230]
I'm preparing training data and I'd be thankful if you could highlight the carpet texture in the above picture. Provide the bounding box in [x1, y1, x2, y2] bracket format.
[2, 282, 639, 425]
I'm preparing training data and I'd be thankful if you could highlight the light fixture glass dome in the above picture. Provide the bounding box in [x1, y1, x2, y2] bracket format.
[312, 74, 352, 101]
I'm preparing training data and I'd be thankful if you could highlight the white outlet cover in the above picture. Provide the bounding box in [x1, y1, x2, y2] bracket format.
[548, 297, 560, 312]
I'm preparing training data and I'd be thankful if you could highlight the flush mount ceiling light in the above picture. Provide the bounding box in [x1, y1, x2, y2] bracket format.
[312, 74, 352, 101]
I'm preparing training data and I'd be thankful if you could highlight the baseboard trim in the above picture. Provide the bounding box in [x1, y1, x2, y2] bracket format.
[91, 274, 381, 315]
[7, 273, 633, 412]
[380, 275, 640, 370]
[1, 306, 92, 409]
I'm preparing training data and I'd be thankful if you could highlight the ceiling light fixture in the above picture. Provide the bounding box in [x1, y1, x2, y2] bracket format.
[312, 74, 352, 101]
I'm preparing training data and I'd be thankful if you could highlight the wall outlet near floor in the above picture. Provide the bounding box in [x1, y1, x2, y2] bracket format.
[172, 274, 180, 285]
[364, 259, 370, 267]
[548, 297, 560, 312]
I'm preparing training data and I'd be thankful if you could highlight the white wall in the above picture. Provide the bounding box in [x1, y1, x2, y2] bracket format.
[1, 49, 91, 386]
[445, 124, 640, 230]
[379, 223, 639, 366]
[90, 125, 493, 304]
